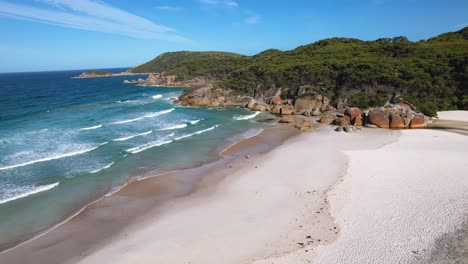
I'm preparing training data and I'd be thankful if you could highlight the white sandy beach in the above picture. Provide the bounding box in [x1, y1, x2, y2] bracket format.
[76, 111, 468, 264]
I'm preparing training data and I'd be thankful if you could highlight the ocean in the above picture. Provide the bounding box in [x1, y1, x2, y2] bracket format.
[0, 68, 269, 249]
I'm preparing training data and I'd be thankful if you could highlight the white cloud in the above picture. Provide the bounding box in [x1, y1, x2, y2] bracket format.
[0, 0, 190, 42]
[245, 15, 260, 25]
[199, 0, 238, 7]
[226, 1, 239, 7]
[155, 5, 184, 11]
[200, 0, 218, 4]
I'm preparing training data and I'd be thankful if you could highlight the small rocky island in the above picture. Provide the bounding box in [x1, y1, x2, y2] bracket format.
[74, 70, 113, 78]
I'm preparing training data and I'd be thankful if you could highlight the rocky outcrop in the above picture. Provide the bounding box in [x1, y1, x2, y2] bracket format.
[279, 115, 295, 123]
[295, 120, 314, 131]
[264, 86, 282, 103]
[293, 95, 323, 116]
[250, 101, 270, 112]
[366, 102, 429, 129]
[174, 83, 430, 131]
[344, 108, 363, 124]
[410, 116, 426, 128]
[334, 117, 349, 127]
[368, 110, 390, 128]
[319, 112, 336, 124]
[280, 105, 294, 115]
[144, 73, 177, 86]
[389, 113, 405, 129]
[173, 85, 225, 107]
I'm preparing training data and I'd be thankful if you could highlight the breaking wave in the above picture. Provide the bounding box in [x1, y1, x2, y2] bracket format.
[174, 125, 218, 141]
[110, 108, 174, 125]
[233, 112, 260, 120]
[0, 182, 60, 205]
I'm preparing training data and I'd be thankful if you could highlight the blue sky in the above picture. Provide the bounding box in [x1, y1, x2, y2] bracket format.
[0, 0, 467, 72]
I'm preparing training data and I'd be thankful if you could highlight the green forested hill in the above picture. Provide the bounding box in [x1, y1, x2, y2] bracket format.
[130, 51, 252, 80]
[131, 28, 468, 116]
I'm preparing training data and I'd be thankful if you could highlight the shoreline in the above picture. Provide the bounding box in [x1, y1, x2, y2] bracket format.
[0, 122, 300, 264]
[76, 125, 400, 264]
[1, 112, 467, 263]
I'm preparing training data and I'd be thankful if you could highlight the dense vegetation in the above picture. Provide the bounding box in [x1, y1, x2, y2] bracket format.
[131, 28, 468, 116]
[130, 51, 252, 80]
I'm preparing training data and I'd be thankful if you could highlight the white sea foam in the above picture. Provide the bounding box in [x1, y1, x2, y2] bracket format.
[0, 182, 59, 204]
[175, 125, 218, 141]
[126, 140, 173, 154]
[159, 124, 187, 131]
[113, 130, 153, 142]
[241, 128, 264, 139]
[110, 108, 174, 125]
[233, 111, 260, 120]
[79, 124, 102, 131]
[0, 143, 106, 171]
[91, 162, 115, 173]
[151, 94, 163, 99]
[190, 119, 202, 125]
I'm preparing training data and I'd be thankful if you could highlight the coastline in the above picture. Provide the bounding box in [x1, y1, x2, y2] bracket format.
[0, 122, 300, 264]
[1, 112, 467, 264]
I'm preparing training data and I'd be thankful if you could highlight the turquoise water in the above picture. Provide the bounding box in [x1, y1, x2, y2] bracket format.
[0, 69, 269, 248]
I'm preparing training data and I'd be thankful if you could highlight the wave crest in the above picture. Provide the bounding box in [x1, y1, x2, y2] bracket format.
[113, 131, 153, 142]
[0, 182, 59, 204]
[126, 140, 173, 154]
[175, 125, 218, 141]
[91, 162, 115, 173]
[79, 124, 102, 131]
[110, 108, 174, 125]
[0, 143, 106, 171]
[233, 112, 260, 120]
[159, 124, 187, 131]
